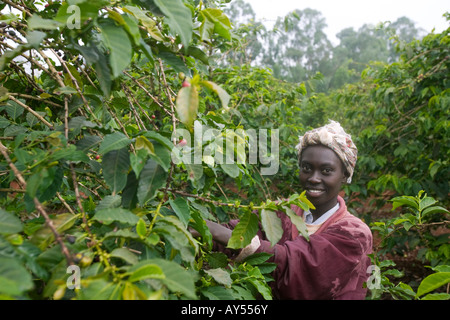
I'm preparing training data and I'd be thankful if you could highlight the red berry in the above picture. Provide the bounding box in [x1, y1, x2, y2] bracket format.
[151, 115, 156, 119]
[45, 4, 50, 8]
[182, 81, 190, 88]
[95, 155, 100, 160]
[177, 138, 187, 147]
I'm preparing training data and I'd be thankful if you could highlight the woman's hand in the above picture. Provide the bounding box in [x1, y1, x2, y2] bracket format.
[189, 220, 232, 246]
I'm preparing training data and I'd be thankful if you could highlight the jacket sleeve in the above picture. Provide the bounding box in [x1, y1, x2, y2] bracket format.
[255, 219, 372, 300]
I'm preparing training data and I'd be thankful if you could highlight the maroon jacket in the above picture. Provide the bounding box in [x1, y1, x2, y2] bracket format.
[253, 196, 373, 300]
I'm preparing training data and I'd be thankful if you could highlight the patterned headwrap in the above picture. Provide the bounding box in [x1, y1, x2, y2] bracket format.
[295, 120, 358, 183]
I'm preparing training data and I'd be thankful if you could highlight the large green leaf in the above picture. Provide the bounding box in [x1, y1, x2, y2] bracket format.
[5, 100, 24, 120]
[146, 258, 197, 299]
[99, 23, 132, 78]
[98, 132, 131, 155]
[227, 211, 259, 249]
[77, 279, 121, 300]
[93, 208, 139, 226]
[283, 206, 309, 241]
[416, 272, 450, 298]
[205, 268, 232, 288]
[0, 209, 23, 234]
[260, 209, 283, 247]
[176, 84, 199, 128]
[199, 8, 232, 41]
[110, 247, 139, 265]
[137, 158, 168, 205]
[153, 0, 192, 48]
[127, 260, 165, 282]
[27, 15, 63, 30]
[169, 197, 191, 227]
[154, 216, 198, 254]
[200, 80, 230, 109]
[102, 148, 130, 194]
[0, 257, 34, 296]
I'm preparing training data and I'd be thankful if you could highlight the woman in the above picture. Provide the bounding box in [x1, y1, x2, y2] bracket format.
[199, 121, 373, 300]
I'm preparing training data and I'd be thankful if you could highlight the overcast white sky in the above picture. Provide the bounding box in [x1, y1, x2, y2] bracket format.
[236, 0, 449, 44]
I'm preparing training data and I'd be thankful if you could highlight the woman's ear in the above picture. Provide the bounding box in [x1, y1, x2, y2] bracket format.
[341, 167, 349, 184]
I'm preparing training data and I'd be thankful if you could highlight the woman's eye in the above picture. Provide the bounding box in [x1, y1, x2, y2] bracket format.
[322, 168, 333, 174]
[301, 165, 310, 172]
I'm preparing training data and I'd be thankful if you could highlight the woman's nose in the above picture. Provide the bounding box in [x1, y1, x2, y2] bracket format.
[307, 171, 321, 183]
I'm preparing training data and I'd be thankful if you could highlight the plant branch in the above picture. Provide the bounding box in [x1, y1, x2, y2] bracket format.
[0, 140, 74, 265]
[8, 95, 53, 129]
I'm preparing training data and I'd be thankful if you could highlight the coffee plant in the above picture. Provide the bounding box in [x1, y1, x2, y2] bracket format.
[0, 0, 315, 300]
[368, 191, 450, 299]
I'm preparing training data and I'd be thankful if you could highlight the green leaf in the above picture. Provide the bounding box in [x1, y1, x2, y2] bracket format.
[130, 149, 148, 178]
[416, 272, 450, 298]
[260, 209, 283, 247]
[158, 51, 191, 76]
[242, 252, 273, 265]
[137, 158, 168, 205]
[127, 261, 165, 282]
[102, 229, 141, 242]
[421, 293, 450, 300]
[200, 80, 230, 108]
[28, 15, 63, 30]
[391, 196, 418, 211]
[418, 196, 437, 212]
[201, 286, 236, 300]
[185, 163, 203, 181]
[110, 248, 139, 265]
[0, 257, 34, 296]
[136, 218, 147, 238]
[98, 132, 131, 155]
[135, 136, 155, 154]
[96, 195, 122, 211]
[283, 206, 309, 241]
[169, 197, 191, 227]
[205, 252, 228, 269]
[93, 208, 139, 226]
[205, 268, 232, 288]
[146, 258, 197, 299]
[199, 8, 232, 40]
[246, 278, 272, 300]
[5, 100, 24, 120]
[227, 211, 259, 249]
[102, 148, 130, 194]
[53, 86, 78, 95]
[92, 47, 112, 96]
[176, 84, 199, 128]
[0, 209, 23, 234]
[220, 163, 239, 178]
[142, 131, 174, 151]
[153, 0, 193, 49]
[422, 206, 449, 218]
[157, 215, 198, 254]
[99, 23, 132, 78]
[153, 221, 195, 264]
[77, 279, 121, 300]
[190, 210, 212, 250]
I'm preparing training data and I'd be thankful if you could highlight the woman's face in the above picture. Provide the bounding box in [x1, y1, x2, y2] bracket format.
[299, 145, 348, 215]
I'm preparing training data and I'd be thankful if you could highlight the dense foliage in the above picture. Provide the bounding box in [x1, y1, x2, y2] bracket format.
[0, 0, 448, 300]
